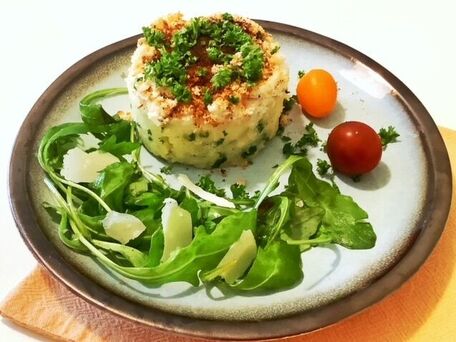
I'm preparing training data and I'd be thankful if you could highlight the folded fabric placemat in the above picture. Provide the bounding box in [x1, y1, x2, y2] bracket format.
[2, 128, 455, 342]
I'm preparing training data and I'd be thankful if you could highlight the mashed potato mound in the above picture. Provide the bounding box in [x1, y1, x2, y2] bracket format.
[127, 13, 289, 168]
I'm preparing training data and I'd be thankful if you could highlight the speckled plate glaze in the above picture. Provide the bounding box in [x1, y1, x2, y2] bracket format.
[9, 20, 452, 340]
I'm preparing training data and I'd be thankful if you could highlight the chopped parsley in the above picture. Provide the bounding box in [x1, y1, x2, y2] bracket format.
[283, 95, 297, 112]
[229, 95, 240, 104]
[256, 121, 265, 133]
[160, 165, 173, 175]
[378, 126, 400, 149]
[144, 50, 192, 103]
[197, 175, 225, 197]
[242, 145, 257, 158]
[212, 154, 227, 168]
[171, 83, 192, 103]
[282, 142, 295, 156]
[230, 183, 249, 200]
[142, 14, 265, 102]
[196, 67, 208, 77]
[271, 46, 280, 54]
[296, 123, 320, 147]
[222, 12, 234, 21]
[203, 89, 213, 105]
[230, 183, 260, 204]
[207, 47, 231, 64]
[316, 159, 339, 191]
[298, 70, 306, 78]
[211, 67, 234, 89]
[276, 125, 285, 137]
[316, 159, 331, 176]
[352, 175, 362, 182]
[215, 138, 225, 146]
[142, 27, 165, 47]
[282, 123, 320, 156]
[186, 132, 196, 141]
[240, 44, 264, 83]
[320, 141, 327, 152]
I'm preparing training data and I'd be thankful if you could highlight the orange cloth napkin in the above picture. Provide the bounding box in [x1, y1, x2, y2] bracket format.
[1, 128, 455, 342]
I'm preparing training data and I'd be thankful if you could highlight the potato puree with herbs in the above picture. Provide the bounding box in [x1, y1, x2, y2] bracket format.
[127, 13, 289, 168]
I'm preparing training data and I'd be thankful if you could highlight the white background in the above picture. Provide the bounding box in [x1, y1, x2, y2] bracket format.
[1, 0, 455, 340]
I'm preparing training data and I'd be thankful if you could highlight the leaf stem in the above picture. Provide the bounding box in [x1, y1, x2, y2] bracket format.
[254, 155, 303, 209]
[284, 235, 332, 246]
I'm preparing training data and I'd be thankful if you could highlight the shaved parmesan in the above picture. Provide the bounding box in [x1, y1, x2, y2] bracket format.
[61, 148, 119, 183]
[102, 211, 146, 245]
[217, 229, 257, 284]
[161, 198, 193, 262]
[177, 174, 235, 208]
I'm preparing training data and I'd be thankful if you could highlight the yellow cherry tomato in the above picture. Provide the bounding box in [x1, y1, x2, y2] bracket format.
[296, 69, 337, 118]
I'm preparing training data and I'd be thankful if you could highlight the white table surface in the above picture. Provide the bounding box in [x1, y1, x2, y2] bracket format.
[1, 0, 455, 340]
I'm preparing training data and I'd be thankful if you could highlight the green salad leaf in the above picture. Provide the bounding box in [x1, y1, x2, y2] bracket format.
[232, 240, 303, 292]
[79, 88, 126, 127]
[93, 162, 135, 212]
[286, 158, 376, 249]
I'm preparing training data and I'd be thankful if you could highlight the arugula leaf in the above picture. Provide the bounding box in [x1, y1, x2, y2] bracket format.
[232, 240, 302, 292]
[49, 206, 87, 252]
[287, 206, 324, 240]
[206, 206, 240, 222]
[130, 208, 161, 234]
[79, 88, 127, 128]
[38, 123, 89, 173]
[287, 158, 376, 249]
[147, 229, 164, 267]
[125, 192, 164, 211]
[282, 206, 324, 251]
[142, 210, 256, 285]
[92, 240, 149, 267]
[254, 155, 303, 208]
[127, 178, 149, 197]
[99, 135, 140, 158]
[257, 196, 290, 247]
[93, 162, 135, 212]
[85, 210, 255, 284]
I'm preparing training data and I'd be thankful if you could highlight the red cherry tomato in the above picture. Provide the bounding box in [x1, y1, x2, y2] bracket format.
[326, 121, 382, 176]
